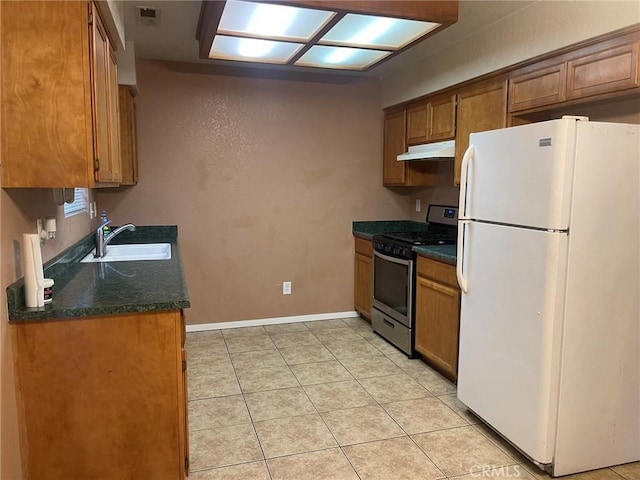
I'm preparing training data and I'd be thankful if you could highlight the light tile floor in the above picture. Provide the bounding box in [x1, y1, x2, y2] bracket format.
[186, 317, 640, 480]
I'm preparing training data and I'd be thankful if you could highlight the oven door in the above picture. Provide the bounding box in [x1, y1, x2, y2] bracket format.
[372, 250, 413, 328]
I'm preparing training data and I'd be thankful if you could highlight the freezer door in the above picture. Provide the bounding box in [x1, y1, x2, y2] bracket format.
[461, 119, 578, 230]
[457, 221, 568, 464]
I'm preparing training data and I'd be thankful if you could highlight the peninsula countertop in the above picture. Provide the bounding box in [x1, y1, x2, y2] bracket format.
[7, 226, 190, 322]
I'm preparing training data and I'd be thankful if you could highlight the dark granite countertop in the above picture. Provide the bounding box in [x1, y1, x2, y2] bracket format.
[7, 226, 190, 323]
[352, 220, 457, 264]
[413, 244, 457, 264]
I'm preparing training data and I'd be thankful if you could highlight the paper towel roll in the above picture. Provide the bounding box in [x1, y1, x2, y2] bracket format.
[23, 233, 44, 307]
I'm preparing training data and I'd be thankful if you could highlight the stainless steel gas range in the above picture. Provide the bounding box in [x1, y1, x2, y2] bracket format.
[371, 205, 458, 357]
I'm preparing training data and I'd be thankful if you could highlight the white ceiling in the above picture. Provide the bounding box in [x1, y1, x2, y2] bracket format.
[124, 0, 537, 78]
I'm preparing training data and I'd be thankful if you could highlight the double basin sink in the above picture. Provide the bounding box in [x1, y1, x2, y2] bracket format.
[80, 243, 172, 263]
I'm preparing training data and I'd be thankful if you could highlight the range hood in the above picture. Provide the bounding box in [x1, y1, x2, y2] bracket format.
[397, 140, 455, 161]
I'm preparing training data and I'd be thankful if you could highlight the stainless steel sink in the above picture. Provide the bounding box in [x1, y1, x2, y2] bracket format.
[80, 243, 172, 263]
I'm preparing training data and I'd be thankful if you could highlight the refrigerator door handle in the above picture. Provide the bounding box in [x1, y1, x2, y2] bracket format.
[457, 219, 469, 293]
[458, 144, 475, 220]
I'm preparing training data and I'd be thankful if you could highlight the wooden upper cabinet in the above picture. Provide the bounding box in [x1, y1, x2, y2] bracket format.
[509, 30, 640, 113]
[509, 62, 567, 112]
[0, 1, 121, 188]
[455, 78, 508, 185]
[567, 39, 639, 100]
[406, 101, 428, 145]
[107, 49, 122, 183]
[406, 94, 456, 145]
[119, 86, 139, 185]
[383, 109, 409, 185]
[92, 9, 113, 183]
[427, 93, 456, 141]
[383, 109, 438, 187]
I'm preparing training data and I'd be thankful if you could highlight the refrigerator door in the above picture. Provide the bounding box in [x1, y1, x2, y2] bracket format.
[457, 221, 568, 464]
[461, 119, 579, 230]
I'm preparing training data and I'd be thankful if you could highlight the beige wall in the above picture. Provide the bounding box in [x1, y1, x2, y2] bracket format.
[97, 60, 411, 325]
[381, 2, 640, 107]
[0, 189, 93, 478]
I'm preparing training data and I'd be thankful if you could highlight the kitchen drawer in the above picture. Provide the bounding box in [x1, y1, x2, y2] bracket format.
[372, 309, 412, 356]
[354, 237, 373, 256]
[417, 255, 458, 287]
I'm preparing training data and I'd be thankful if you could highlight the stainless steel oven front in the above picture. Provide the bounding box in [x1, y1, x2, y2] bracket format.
[371, 249, 415, 357]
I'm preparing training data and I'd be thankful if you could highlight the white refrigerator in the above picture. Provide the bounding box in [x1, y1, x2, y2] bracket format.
[456, 116, 639, 476]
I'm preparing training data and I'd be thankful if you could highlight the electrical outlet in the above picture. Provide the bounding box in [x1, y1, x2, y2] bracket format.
[283, 281, 292, 295]
[415, 199, 421, 212]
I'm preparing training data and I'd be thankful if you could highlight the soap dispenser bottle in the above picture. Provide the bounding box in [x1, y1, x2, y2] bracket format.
[100, 210, 111, 237]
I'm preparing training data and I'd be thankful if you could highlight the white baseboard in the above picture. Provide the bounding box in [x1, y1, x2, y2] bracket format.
[185, 311, 360, 332]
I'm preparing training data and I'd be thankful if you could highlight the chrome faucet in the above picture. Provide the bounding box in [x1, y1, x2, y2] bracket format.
[95, 220, 136, 257]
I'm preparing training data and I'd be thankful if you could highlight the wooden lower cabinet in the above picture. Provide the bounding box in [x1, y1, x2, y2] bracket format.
[414, 256, 461, 381]
[354, 236, 373, 321]
[12, 310, 189, 480]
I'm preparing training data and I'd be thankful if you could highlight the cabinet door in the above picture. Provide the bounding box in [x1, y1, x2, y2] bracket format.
[13, 311, 186, 479]
[383, 109, 408, 185]
[91, 5, 113, 183]
[415, 276, 461, 380]
[455, 79, 508, 185]
[119, 86, 139, 185]
[181, 348, 190, 476]
[354, 252, 373, 321]
[107, 49, 122, 182]
[509, 62, 566, 112]
[406, 101, 428, 145]
[0, 1, 94, 187]
[427, 93, 456, 141]
[179, 311, 189, 477]
[566, 41, 640, 100]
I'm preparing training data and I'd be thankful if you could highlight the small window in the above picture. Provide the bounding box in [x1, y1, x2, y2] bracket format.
[63, 188, 89, 218]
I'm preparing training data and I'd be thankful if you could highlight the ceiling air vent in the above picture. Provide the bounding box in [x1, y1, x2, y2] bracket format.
[135, 6, 160, 27]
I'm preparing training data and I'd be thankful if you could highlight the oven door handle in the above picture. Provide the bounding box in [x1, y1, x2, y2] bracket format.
[373, 250, 411, 266]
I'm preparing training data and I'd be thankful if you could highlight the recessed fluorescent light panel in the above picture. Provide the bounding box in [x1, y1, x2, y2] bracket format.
[210, 35, 303, 63]
[217, 0, 334, 41]
[295, 46, 391, 70]
[205, 0, 455, 71]
[320, 14, 441, 50]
